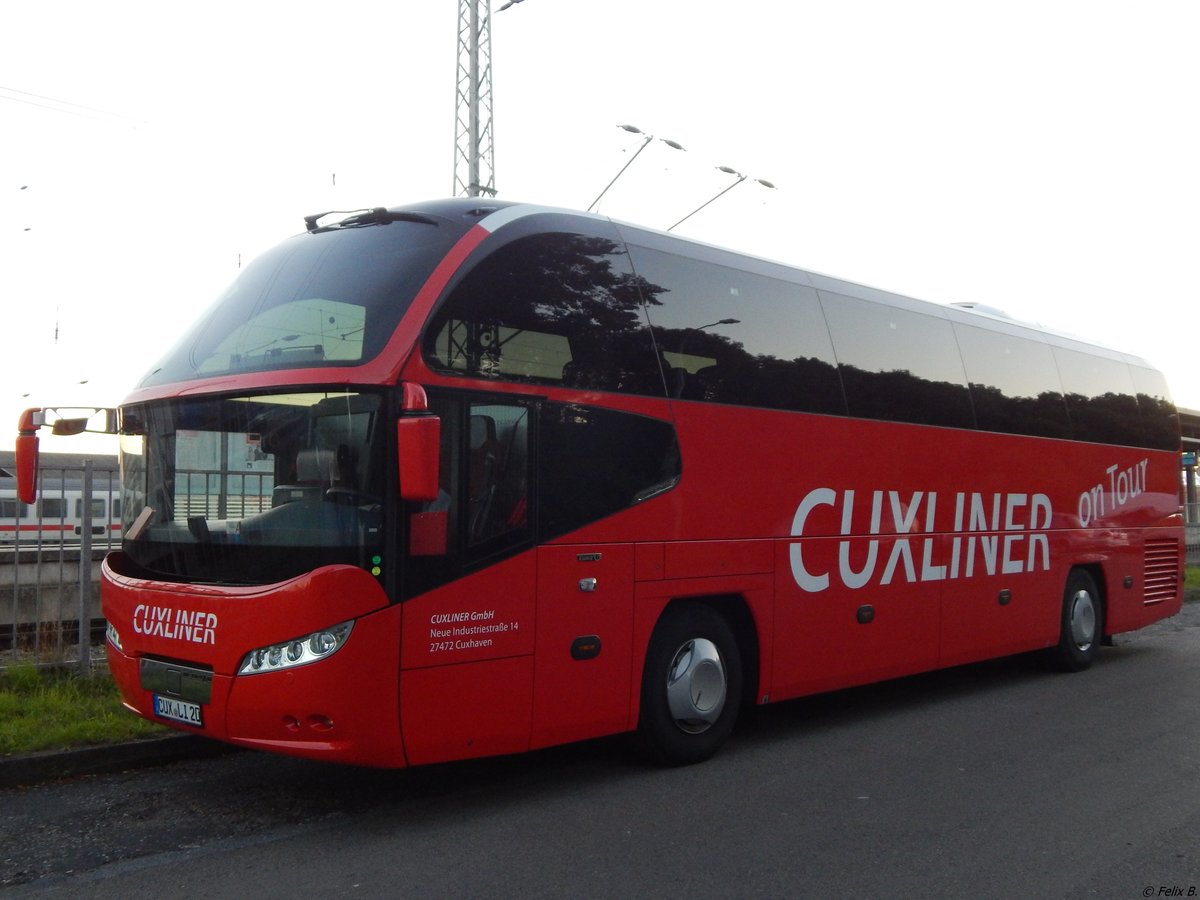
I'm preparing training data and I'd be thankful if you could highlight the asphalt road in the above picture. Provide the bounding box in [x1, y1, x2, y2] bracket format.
[3, 603, 1198, 899]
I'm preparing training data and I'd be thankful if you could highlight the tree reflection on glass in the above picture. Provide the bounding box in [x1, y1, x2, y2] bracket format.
[425, 227, 1176, 450]
[426, 232, 668, 396]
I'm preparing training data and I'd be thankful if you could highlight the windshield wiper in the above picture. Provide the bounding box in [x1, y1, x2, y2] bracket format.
[304, 208, 439, 233]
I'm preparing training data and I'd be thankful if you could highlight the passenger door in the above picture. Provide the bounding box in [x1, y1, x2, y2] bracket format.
[399, 395, 538, 763]
[531, 543, 636, 749]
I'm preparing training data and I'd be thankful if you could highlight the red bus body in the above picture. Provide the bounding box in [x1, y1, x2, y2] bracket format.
[97, 200, 1183, 767]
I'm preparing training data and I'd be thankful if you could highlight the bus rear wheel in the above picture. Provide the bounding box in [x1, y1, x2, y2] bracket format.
[637, 605, 742, 765]
[1045, 569, 1104, 672]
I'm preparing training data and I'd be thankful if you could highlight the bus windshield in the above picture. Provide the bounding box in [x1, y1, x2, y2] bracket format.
[118, 390, 385, 585]
[136, 218, 466, 388]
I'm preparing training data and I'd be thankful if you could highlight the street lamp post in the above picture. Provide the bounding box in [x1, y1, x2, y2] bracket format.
[18, 183, 31, 232]
[587, 125, 685, 213]
[667, 167, 776, 232]
[695, 318, 741, 330]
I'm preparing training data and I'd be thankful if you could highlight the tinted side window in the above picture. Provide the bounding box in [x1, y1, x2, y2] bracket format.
[39, 498, 66, 519]
[424, 231, 664, 397]
[538, 404, 679, 541]
[1131, 365, 1180, 451]
[1053, 348, 1143, 446]
[466, 402, 531, 549]
[953, 323, 1071, 439]
[402, 396, 677, 598]
[626, 245, 845, 414]
[402, 394, 534, 597]
[820, 292, 974, 428]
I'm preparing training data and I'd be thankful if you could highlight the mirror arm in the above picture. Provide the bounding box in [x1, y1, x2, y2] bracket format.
[14, 406, 118, 503]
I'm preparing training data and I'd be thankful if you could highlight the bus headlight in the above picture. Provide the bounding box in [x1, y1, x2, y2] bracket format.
[237, 621, 354, 675]
[106, 622, 123, 652]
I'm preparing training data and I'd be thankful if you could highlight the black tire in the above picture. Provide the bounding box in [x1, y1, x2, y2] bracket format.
[1044, 569, 1104, 672]
[637, 605, 742, 766]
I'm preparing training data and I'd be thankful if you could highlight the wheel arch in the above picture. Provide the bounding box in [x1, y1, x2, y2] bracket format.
[641, 593, 762, 718]
[1041, 564, 1107, 672]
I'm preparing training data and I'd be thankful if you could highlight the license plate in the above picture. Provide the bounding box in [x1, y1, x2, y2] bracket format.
[153, 694, 204, 728]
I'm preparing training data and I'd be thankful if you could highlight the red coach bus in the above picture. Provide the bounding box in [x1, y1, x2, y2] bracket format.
[19, 199, 1183, 766]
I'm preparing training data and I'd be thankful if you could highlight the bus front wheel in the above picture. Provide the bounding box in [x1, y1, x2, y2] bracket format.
[1045, 569, 1104, 672]
[637, 605, 742, 765]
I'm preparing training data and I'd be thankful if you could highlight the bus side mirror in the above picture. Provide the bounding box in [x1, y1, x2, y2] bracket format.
[397, 416, 441, 502]
[15, 406, 118, 504]
[16, 409, 41, 505]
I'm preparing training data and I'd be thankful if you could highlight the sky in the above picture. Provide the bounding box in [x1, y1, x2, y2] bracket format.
[2, 0, 1197, 455]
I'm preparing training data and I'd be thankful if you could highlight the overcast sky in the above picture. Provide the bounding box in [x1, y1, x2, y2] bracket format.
[3, 0, 1197, 454]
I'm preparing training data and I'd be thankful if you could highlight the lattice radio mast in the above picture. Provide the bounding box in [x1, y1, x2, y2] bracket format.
[453, 0, 497, 197]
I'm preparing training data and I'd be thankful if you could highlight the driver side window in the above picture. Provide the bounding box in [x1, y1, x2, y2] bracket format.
[403, 394, 532, 596]
[466, 403, 530, 548]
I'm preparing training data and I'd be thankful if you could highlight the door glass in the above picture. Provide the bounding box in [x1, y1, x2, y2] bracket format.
[467, 403, 530, 548]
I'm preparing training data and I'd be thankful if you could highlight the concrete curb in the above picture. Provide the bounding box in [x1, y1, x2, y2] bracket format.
[0, 734, 234, 791]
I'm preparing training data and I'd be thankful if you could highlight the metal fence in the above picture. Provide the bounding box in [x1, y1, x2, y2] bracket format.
[174, 468, 274, 521]
[1, 463, 120, 674]
[0, 460, 272, 674]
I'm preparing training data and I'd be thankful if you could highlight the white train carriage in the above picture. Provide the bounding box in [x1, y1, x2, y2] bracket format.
[0, 468, 122, 544]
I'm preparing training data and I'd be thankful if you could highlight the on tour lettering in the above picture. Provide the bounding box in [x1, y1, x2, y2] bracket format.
[789, 488, 1053, 592]
[1077, 459, 1149, 526]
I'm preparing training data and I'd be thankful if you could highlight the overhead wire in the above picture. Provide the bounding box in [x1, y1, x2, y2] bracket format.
[0, 84, 146, 127]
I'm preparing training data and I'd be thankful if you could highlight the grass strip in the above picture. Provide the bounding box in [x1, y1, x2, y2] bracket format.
[0, 664, 165, 757]
[1186, 565, 1200, 595]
